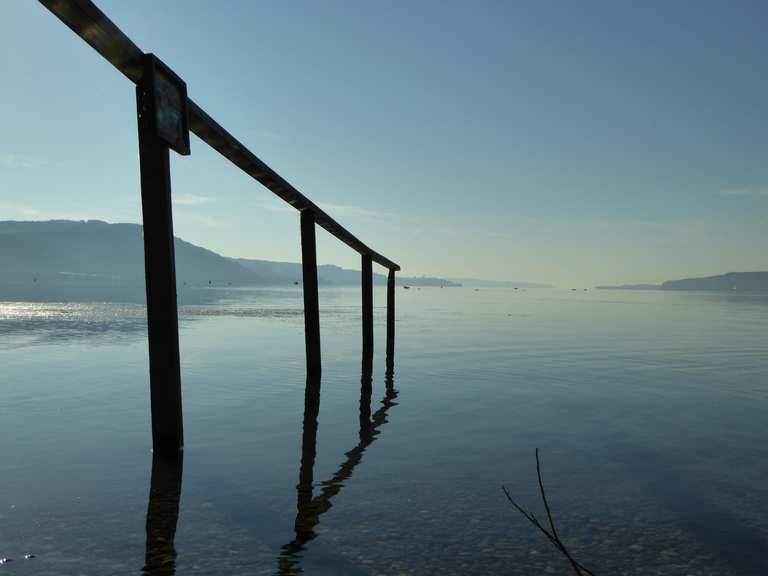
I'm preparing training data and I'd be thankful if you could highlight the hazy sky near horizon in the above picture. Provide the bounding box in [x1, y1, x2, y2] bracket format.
[2, 0, 767, 286]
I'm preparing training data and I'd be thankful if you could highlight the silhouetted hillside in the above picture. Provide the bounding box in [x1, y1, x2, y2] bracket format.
[661, 272, 768, 291]
[0, 220, 457, 300]
[0, 220, 261, 286]
[594, 283, 662, 290]
[236, 258, 366, 286]
[597, 272, 768, 292]
[447, 277, 551, 288]
[236, 259, 460, 286]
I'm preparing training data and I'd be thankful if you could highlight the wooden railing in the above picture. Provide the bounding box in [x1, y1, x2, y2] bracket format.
[39, 0, 400, 454]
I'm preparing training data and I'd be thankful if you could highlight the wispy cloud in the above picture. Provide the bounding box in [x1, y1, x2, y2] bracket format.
[316, 202, 390, 220]
[0, 202, 43, 219]
[173, 194, 214, 206]
[173, 212, 226, 229]
[716, 187, 768, 197]
[0, 201, 105, 222]
[248, 200, 394, 222]
[252, 200, 295, 214]
[0, 153, 65, 170]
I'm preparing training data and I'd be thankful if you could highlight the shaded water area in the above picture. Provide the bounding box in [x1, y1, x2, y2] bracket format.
[1, 287, 767, 575]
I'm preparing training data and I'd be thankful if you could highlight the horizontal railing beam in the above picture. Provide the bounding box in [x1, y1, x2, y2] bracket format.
[40, 0, 145, 83]
[187, 103, 400, 270]
[39, 0, 400, 272]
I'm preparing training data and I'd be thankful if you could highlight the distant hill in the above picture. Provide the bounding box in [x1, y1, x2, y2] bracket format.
[661, 272, 768, 291]
[597, 272, 768, 292]
[392, 275, 461, 287]
[0, 220, 456, 300]
[0, 220, 260, 286]
[447, 277, 551, 288]
[236, 258, 461, 287]
[594, 283, 662, 290]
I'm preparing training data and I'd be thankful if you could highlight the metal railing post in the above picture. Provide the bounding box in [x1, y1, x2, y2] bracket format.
[301, 210, 321, 378]
[361, 254, 373, 369]
[136, 55, 187, 454]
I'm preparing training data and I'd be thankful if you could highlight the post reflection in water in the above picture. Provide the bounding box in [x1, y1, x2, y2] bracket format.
[142, 452, 184, 576]
[278, 353, 399, 575]
[138, 354, 397, 575]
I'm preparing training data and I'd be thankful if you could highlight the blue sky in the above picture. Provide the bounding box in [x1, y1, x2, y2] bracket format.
[1, 0, 767, 285]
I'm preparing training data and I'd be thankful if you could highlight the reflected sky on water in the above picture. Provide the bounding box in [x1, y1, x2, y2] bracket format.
[1, 287, 767, 575]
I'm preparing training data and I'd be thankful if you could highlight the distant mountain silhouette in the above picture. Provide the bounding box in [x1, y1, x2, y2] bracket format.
[594, 283, 663, 290]
[235, 258, 460, 287]
[0, 220, 259, 286]
[661, 272, 768, 291]
[0, 220, 457, 300]
[446, 277, 551, 288]
[596, 272, 768, 292]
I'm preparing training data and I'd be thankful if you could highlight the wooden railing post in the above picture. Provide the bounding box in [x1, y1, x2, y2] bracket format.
[359, 362, 373, 443]
[297, 375, 320, 528]
[301, 210, 321, 378]
[386, 269, 395, 371]
[361, 254, 373, 369]
[136, 55, 188, 454]
[143, 452, 183, 574]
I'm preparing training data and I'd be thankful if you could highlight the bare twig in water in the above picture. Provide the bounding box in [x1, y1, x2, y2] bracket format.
[502, 449, 594, 576]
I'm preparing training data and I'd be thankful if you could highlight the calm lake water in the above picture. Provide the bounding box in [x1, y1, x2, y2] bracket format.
[1, 287, 767, 575]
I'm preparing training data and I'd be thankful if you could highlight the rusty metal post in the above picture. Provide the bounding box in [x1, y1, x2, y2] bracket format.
[361, 254, 373, 370]
[301, 210, 321, 378]
[386, 268, 395, 371]
[136, 55, 188, 454]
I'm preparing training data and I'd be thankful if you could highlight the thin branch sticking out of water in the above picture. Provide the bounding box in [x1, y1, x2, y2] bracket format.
[502, 449, 594, 576]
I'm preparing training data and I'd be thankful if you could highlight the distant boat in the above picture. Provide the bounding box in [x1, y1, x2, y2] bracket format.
[294, 281, 299, 285]
[403, 286, 410, 290]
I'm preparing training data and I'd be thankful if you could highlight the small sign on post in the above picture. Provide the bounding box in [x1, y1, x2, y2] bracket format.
[140, 54, 190, 156]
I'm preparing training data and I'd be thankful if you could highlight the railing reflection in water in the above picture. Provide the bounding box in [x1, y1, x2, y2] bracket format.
[141, 355, 398, 576]
[278, 356, 398, 575]
[142, 453, 183, 575]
